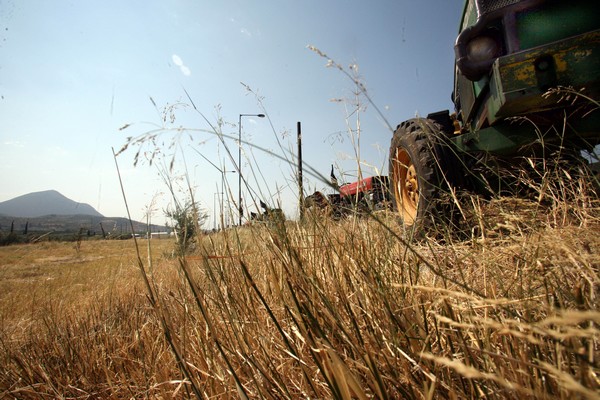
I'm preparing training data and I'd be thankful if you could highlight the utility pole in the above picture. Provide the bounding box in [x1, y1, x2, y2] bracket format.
[297, 121, 304, 220]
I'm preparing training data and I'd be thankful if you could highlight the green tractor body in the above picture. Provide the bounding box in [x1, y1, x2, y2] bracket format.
[389, 0, 600, 228]
[453, 0, 600, 155]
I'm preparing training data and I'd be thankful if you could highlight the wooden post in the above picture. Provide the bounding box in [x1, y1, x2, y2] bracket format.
[297, 121, 304, 220]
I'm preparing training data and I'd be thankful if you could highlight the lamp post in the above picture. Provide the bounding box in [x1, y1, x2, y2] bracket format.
[238, 113, 265, 226]
[213, 192, 219, 231]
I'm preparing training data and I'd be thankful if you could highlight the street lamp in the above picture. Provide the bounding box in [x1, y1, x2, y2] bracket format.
[213, 192, 220, 231]
[238, 113, 265, 226]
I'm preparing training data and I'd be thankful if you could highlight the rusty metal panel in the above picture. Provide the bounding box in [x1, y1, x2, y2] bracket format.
[489, 30, 600, 120]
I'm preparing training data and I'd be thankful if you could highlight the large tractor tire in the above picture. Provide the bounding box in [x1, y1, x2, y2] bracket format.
[389, 118, 457, 230]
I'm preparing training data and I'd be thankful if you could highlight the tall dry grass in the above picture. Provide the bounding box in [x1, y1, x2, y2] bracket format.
[2, 56, 599, 398]
[1, 162, 598, 398]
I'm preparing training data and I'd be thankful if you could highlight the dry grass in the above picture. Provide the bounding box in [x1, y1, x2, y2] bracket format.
[0, 239, 179, 398]
[1, 177, 599, 399]
[0, 240, 147, 322]
[3, 81, 599, 397]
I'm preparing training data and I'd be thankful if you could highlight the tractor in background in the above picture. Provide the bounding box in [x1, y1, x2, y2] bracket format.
[304, 166, 391, 218]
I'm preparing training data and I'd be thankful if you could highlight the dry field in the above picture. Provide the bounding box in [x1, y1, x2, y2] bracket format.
[1, 189, 599, 399]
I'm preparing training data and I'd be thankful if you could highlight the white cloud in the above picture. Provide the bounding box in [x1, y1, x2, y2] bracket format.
[171, 54, 191, 76]
[180, 65, 191, 76]
[3, 140, 25, 147]
[172, 54, 183, 66]
[47, 145, 68, 157]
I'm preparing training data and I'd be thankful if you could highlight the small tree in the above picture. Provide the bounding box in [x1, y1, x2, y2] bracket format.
[165, 201, 207, 254]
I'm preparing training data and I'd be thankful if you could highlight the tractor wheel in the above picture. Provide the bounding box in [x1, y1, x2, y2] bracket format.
[389, 118, 455, 230]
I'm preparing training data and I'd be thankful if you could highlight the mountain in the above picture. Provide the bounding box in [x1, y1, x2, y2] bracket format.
[0, 190, 103, 218]
[0, 191, 169, 238]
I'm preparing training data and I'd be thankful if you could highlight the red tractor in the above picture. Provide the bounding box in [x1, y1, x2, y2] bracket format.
[304, 167, 391, 217]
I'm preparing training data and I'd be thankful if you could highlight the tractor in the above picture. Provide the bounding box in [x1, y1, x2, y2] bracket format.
[304, 167, 391, 218]
[389, 0, 600, 229]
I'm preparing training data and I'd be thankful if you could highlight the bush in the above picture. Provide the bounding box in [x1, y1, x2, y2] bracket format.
[165, 201, 206, 254]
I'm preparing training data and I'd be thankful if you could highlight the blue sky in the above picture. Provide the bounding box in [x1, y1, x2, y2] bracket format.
[0, 0, 463, 226]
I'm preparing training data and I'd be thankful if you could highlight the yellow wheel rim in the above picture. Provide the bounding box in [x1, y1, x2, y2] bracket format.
[392, 148, 419, 225]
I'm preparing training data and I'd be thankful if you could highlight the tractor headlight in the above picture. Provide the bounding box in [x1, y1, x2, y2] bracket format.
[456, 22, 504, 81]
[466, 35, 500, 63]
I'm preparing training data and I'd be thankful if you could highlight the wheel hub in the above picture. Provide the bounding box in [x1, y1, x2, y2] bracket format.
[393, 148, 419, 225]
